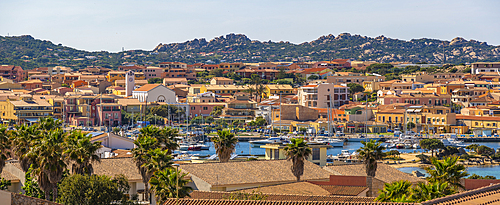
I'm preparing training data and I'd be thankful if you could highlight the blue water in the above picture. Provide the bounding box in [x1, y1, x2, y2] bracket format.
[173, 141, 500, 157]
[398, 165, 500, 179]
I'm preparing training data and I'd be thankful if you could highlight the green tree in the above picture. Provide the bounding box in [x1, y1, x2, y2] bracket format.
[11, 124, 41, 172]
[142, 148, 173, 175]
[307, 75, 320, 80]
[410, 182, 455, 202]
[406, 122, 416, 130]
[113, 127, 121, 135]
[476, 145, 495, 155]
[0, 178, 11, 190]
[157, 127, 180, 155]
[425, 156, 468, 190]
[468, 174, 496, 179]
[148, 78, 163, 84]
[57, 174, 125, 205]
[356, 139, 386, 197]
[419, 138, 444, 157]
[210, 106, 225, 117]
[64, 130, 102, 176]
[347, 83, 365, 95]
[465, 144, 479, 152]
[131, 135, 159, 202]
[0, 125, 10, 175]
[284, 138, 312, 182]
[211, 130, 238, 163]
[375, 180, 412, 202]
[149, 168, 193, 204]
[21, 164, 44, 199]
[27, 128, 67, 201]
[209, 69, 224, 77]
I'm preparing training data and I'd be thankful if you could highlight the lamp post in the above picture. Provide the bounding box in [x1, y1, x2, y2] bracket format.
[172, 163, 180, 205]
[155, 114, 157, 126]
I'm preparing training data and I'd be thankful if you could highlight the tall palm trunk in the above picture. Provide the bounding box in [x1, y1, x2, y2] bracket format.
[366, 176, 373, 197]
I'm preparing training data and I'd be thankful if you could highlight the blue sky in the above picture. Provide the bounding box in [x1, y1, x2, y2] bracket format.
[1, 0, 499, 52]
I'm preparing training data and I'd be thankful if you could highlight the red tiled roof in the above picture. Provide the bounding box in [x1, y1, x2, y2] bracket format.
[163, 198, 406, 205]
[188, 191, 376, 203]
[421, 182, 500, 205]
[133, 84, 161, 91]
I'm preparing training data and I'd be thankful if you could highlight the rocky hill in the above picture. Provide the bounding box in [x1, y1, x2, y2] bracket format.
[153, 33, 500, 64]
[1, 33, 499, 70]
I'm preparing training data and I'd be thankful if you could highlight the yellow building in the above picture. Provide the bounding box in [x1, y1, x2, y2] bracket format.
[106, 71, 145, 83]
[200, 85, 249, 95]
[218, 63, 243, 71]
[48, 97, 64, 120]
[363, 81, 380, 92]
[264, 84, 294, 98]
[0, 96, 52, 123]
[261, 143, 331, 166]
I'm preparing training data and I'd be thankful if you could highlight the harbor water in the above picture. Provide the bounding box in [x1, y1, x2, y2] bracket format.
[398, 165, 500, 179]
[174, 141, 500, 158]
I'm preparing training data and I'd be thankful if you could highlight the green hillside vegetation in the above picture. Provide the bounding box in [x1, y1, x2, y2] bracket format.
[1, 33, 500, 70]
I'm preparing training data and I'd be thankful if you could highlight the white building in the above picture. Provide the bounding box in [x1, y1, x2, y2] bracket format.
[132, 84, 177, 103]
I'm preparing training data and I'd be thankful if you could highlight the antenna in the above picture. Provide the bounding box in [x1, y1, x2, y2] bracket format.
[122, 47, 124, 52]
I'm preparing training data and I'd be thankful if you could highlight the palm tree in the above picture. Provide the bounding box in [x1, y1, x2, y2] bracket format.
[410, 182, 455, 202]
[425, 156, 468, 190]
[37, 117, 62, 131]
[11, 124, 41, 172]
[284, 138, 312, 182]
[376, 180, 412, 202]
[211, 130, 238, 163]
[255, 84, 266, 102]
[27, 128, 67, 201]
[356, 139, 386, 197]
[244, 87, 256, 100]
[0, 125, 10, 175]
[158, 127, 179, 154]
[142, 148, 173, 174]
[64, 130, 101, 175]
[150, 168, 193, 204]
[132, 135, 159, 202]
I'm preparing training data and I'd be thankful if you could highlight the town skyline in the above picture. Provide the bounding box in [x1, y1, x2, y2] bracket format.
[1, 0, 500, 52]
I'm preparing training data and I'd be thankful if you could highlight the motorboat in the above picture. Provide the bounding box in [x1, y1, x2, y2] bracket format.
[440, 138, 466, 147]
[333, 150, 352, 161]
[313, 137, 345, 147]
[347, 135, 380, 142]
[249, 137, 286, 147]
[179, 143, 202, 151]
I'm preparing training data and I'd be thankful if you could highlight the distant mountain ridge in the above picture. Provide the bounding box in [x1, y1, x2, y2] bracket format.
[1, 33, 500, 70]
[153, 33, 500, 64]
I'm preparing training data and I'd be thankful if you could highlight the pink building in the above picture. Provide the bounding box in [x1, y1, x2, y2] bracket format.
[95, 101, 122, 127]
[0, 65, 25, 82]
[20, 80, 43, 90]
[118, 65, 163, 80]
[188, 102, 226, 118]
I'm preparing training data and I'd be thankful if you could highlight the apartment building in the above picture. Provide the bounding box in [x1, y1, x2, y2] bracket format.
[0, 65, 25, 82]
[0, 95, 52, 124]
[326, 73, 385, 85]
[118, 65, 163, 80]
[210, 77, 234, 85]
[379, 93, 452, 106]
[219, 93, 257, 122]
[159, 62, 196, 79]
[471, 62, 500, 74]
[297, 84, 349, 108]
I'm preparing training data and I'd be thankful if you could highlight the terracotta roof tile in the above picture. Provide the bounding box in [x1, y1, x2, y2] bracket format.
[164, 198, 408, 205]
[324, 163, 424, 184]
[179, 160, 332, 186]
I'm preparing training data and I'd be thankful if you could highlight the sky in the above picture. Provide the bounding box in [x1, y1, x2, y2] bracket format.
[1, 0, 499, 52]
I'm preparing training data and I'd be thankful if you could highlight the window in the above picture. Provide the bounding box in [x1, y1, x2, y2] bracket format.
[203, 107, 208, 110]
[191, 107, 195, 110]
[312, 148, 320, 160]
[115, 113, 118, 118]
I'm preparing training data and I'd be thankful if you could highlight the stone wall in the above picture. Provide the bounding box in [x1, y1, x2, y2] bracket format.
[11, 192, 61, 205]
